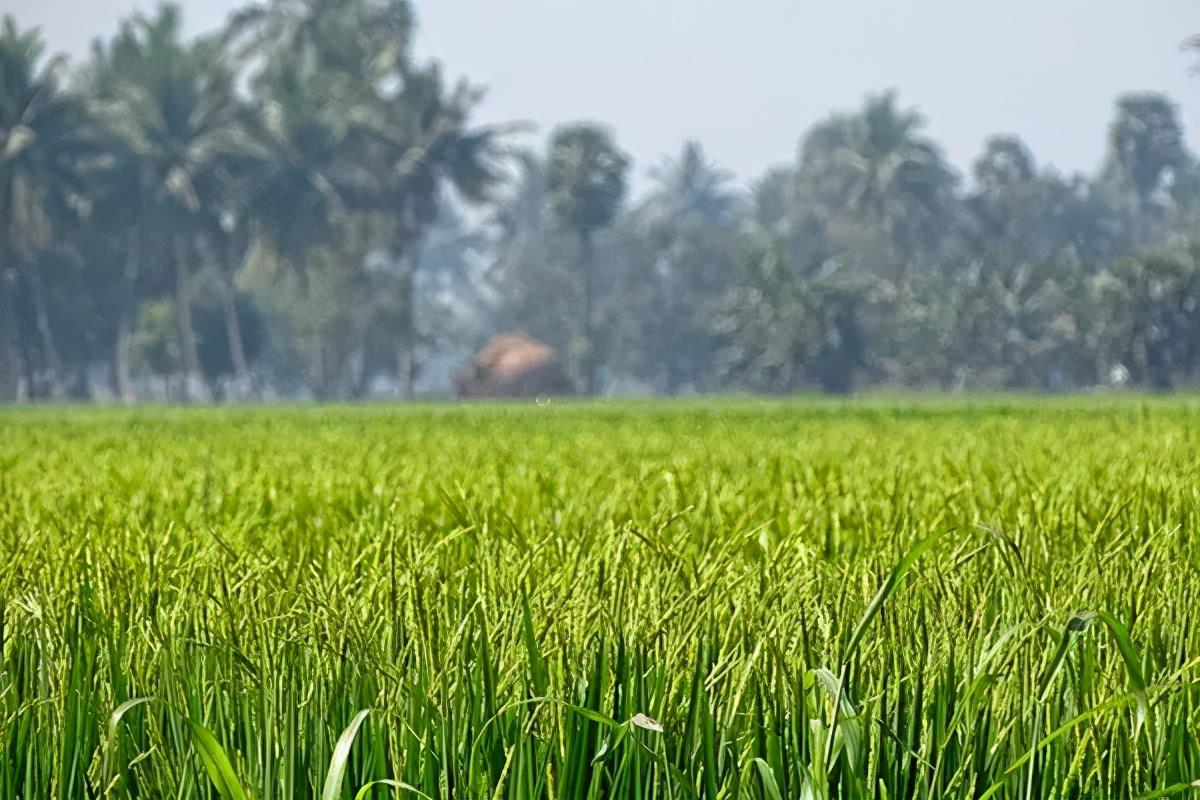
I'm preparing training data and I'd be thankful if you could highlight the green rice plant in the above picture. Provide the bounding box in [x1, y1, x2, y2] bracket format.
[1, 397, 1199, 798]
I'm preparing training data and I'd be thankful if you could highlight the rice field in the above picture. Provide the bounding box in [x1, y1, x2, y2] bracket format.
[2, 398, 1200, 799]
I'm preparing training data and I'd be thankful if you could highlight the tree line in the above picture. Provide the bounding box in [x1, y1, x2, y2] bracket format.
[3, 1, 1200, 401]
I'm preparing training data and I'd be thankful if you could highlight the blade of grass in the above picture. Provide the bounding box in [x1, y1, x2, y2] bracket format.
[323, 709, 372, 800]
[844, 531, 944, 663]
[189, 721, 249, 800]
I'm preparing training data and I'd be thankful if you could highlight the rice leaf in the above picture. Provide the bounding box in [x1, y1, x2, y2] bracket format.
[322, 708, 372, 800]
[189, 721, 249, 800]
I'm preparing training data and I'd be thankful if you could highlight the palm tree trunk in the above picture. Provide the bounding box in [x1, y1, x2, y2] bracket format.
[396, 347, 415, 399]
[353, 345, 371, 399]
[222, 280, 249, 390]
[0, 253, 18, 403]
[310, 335, 326, 400]
[26, 264, 64, 399]
[17, 297, 34, 400]
[114, 228, 138, 404]
[220, 264, 250, 396]
[0, 178, 19, 402]
[397, 251, 418, 400]
[172, 236, 210, 403]
[580, 228, 597, 395]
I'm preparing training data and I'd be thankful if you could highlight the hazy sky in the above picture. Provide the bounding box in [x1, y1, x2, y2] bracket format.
[10, 1, 1200, 190]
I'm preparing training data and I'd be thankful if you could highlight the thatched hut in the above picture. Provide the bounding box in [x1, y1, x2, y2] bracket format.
[457, 332, 573, 398]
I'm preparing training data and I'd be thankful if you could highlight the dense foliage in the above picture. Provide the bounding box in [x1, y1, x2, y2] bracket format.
[3, 5, 1200, 399]
[2, 400, 1200, 798]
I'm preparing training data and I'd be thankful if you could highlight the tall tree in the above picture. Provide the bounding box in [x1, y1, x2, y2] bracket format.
[1096, 242, 1200, 388]
[0, 17, 98, 398]
[630, 141, 741, 391]
[225, 0, 415, 79]
[344, 72, 502, 396]
[638, 141, 738, 232]
[485, 152, 581, 353]
[797, 91, 958, 284]
[546, 123, 629, 394]
[967, 135, 1060, 264]
[228, 0, 502, 398]
[717, 237, 869, 394]
[90, 5, 253, 401]
[1103, 93, 1187, 246]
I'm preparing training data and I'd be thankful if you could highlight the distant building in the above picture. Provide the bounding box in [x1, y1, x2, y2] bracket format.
[457, 332, 573, 398]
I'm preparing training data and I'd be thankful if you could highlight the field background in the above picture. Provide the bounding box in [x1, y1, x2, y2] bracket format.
[2, 398, 1199, 799]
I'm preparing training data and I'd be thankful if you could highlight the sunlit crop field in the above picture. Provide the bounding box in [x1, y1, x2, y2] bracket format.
[2, 399, 1199, 799]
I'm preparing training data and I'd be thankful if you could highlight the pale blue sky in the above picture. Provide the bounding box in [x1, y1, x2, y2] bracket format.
[10, 1, 1200, 189]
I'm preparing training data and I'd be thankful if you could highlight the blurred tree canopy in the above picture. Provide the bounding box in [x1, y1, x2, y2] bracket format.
[2, 6, 1200, 400]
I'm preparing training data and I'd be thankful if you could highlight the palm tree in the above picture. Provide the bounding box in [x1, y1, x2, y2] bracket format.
[241, 60, 346, 265]
[224, 0, 415, 80]
[797, 91, 958, 284]
[638, 141, 737, 235]
[484, 151, 583, 350]
[546, 123, 629, 394]
[195, 172, 258, 394]
[1103, 93, 1186, 246]
[634, 141, 740, 391]
[342, 65, 504, 397]
[227, 0, 478, 398]
[717, 237, 869, 394]
[237, 58, 356, 396]
[1107, 93, 1186, 204]
[967, 135, 1041, 259]
[0, 16, 97, 399]
[1096, 243, 1200, 388]
[972, 135, 1035, 196]
[90, 5, 253, 401]
[490, 150, 550, 263]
